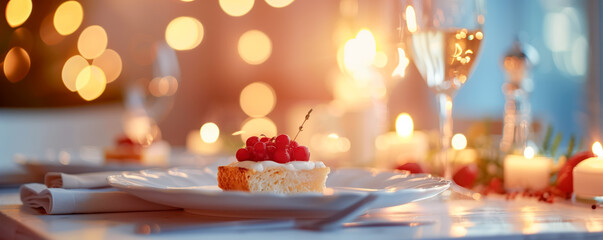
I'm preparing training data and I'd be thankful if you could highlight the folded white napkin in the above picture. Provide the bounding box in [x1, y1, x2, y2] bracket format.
[44, 171, 121, 189]
[20, 171, 177, 214]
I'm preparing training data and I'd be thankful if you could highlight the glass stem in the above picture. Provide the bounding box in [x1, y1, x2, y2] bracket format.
[437, 93, 453, 180]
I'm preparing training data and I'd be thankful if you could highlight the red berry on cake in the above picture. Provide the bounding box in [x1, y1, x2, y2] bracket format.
[254, 141, 266, 152]
[293, 146, 310, 161]
[260, 137, 271, 143]
[266, 145, 277, 158]
[236, 148, 251, 161]
[275, 134, 290, 149]
[246, 136, 259, 147]
[273, 149, 290, 163]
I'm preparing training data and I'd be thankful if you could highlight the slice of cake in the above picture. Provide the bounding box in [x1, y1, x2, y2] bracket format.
[218, 134, 330, 194]
[104, 135, 170, 165]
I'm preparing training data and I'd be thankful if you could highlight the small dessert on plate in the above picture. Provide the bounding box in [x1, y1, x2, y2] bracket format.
[218, 109, 330, 194]
[104, 135, 170, 166]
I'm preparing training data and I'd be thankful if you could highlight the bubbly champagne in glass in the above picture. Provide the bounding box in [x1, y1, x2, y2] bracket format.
[409, 29, 483, 94]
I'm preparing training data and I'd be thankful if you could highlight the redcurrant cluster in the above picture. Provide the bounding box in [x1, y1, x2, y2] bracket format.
[236, 134, 310, 163]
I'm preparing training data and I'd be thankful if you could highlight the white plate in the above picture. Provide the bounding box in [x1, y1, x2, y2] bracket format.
[108, 166, 450, 219]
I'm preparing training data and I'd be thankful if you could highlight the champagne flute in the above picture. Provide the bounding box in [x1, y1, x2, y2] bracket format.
[399, 0, 485, 179]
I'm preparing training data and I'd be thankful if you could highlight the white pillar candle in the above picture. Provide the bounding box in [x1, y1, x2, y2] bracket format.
[374, 113, 428, 169]
[573, 142, 603, 199]
[504, 147, 552, 191]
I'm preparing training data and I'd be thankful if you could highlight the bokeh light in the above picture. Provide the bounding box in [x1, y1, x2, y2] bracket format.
[123, 113, 160, 145]
[219, 0, 254, 17]
[53, 1, 84, 36]
[240, 117, 277, 142]
[5, 0, 32, 28]
[200, 122, 220, 143]
[395, 113, 413, 138]
[40, 14, 64, 45]
[343, 29, 376, 72]
[392, 48, 410, 77]
[165, 16, 204, 51]
[75, 65, 107, 101]
[78, 25, 108, 59]
[62, 55, 89, 92]
[405, 6, 417, 33]
[239, 82, 276, 117]
[3, 47, 30, 83]
[148, 76, 178, 97]
[238, 30, 272, 65]
[451, 133, 467, 150]
[265, 0, 294, 8]
[92, 49, 122, 83]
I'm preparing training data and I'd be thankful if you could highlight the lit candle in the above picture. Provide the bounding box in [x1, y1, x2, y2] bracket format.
[186, 122, 223, 155]
[504, 146, 552, 191]
[573, 142, 603, 199]
[375, 113, 428, 169]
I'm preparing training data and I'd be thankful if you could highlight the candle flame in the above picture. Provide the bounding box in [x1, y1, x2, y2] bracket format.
[395, 113, 413, 138]
[451, 133, 467, 150]
[405, 6, 417, 33]
[592, 142, 603, 158]
[524, 146, 535, 159]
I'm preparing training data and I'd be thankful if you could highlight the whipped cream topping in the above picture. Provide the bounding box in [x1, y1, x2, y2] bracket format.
[231, 160, 326, 172]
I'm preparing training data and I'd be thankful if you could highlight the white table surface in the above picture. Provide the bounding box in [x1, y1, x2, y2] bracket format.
[1, 188, 603, 240]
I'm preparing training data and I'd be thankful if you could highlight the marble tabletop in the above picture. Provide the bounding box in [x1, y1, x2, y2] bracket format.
[1, 187, 603, 240]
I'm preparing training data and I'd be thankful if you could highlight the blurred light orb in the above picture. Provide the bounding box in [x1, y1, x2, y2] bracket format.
[219, 0, 254, 17]
[265, 0, 294, 8]
[238, 30, 272, 65]
[53, 1, 83, 36]
[240, 117, 277, 142]
[62, 55, 88, 92]
[395, 113, 413, 138]
[451, 133, 467, 150]
[3, 47, 30, 83]
[5, 0, 32, 27]
[148, 76, 178, 97]
[200, 122, 220, 143]
[239, 82, 276, 117]
[40, 14, 64, 45]
[392, 48, 410, 77]
[343, 29, 376, 73]
[75, 65, 106, 101]
[165, 16, 204, 51]
[78, 25, 108, 59]
[123, 114, 159, 145]
[92, 49, 122, 83]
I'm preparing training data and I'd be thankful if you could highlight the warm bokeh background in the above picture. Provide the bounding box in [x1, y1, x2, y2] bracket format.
[1, 0, 601, 168]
